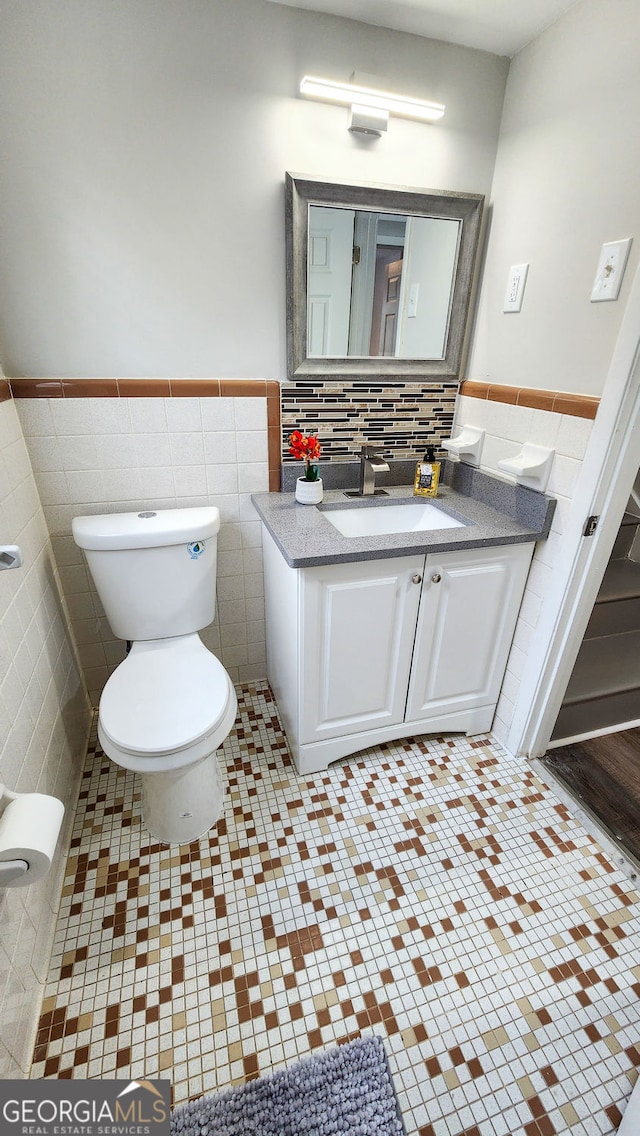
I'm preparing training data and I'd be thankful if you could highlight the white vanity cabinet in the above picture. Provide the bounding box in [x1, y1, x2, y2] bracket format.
[262, 527, 534, 775]
[299, 555, 424, 745]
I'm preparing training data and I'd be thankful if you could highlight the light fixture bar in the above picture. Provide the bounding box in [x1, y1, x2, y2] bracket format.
[299, 75, 445, 122]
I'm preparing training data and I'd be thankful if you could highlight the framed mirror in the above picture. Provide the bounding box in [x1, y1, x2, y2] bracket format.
[285, 173, 484, 381]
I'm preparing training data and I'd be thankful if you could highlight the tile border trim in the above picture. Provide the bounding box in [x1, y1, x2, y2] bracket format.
[459, 380, 600, 420]
[8, 377, 282, 492]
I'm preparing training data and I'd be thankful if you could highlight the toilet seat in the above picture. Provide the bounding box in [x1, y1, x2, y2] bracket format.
[98, 634, 237, 773]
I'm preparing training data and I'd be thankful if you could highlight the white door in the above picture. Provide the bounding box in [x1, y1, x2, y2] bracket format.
[300, 556, 424, 744]
[405, 544, 533, 723]
[510, 262, 640, 759]
[307, 206, 355, 356]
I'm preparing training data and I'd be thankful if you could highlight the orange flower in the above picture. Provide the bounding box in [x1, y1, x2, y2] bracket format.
[288, 430, 321, 481]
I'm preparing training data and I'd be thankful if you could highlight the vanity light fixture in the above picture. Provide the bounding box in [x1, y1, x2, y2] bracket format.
[299, 75, 445, 136]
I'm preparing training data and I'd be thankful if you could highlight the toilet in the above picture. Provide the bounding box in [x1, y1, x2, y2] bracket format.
[72, 506, 237, 845]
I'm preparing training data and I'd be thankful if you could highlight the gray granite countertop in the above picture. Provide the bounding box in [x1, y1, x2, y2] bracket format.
[252, 462, 556, 568]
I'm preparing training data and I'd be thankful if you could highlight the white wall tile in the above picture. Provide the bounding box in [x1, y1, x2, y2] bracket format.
[523, 558, 554, 600]
[129, 398, 168, 434]
[204, 432, 237, 464]
[236, 431, 268, 463]
[244, 572, 264, 599]
[170, 432, 205, 466]
[34, 472, 71, 506]
[234, 399, 267, 431]
[218, 599, 246, 626]
[528, 409, 561, 449]
[16, 400, 57, 437]
[556, 415, 593, 460]
[50, 399, 91, 436]
[5, 437, 35, 489]
[462, 396, 595, 752]
[166, 398, 202, 432]
[91, 398, 132, 435]
[238, 462, 268, 493]
[21, 395, 270, 712]
[206, 465, 239, 495]
[201, 398, 234, 431]
[134, 433, 172, 467]
[173, 465, 207, 497]
[454, 394, 488, 432]
[479, 435, 521, 477]
[487, 401, 534, 443]
[241, 521, 262, 548]
[548, 454, 581, 498]
[59, 435, 101, 471]
[139, 466, 175, 498]
[220, 623, 247, 647]
[106, 468, 143, 501]
[98, 434, 138, 469]
[218, 549, 244, 578]
[218, 523, 242, 551]
[65, 470, 106, 504]
[0, 398, 90, 1074]
[242, 547, 263, 576]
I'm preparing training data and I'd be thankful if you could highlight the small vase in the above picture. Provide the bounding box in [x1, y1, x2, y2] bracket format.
[295, 476, 323, 504]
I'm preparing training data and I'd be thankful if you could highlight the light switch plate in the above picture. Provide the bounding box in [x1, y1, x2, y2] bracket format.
[591, 238, 632, 302]
[503, 263, 529, 312]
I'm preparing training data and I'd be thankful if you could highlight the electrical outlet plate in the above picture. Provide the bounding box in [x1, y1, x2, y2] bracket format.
[591, 238, 632, 302]
[503, 263, 529, 313]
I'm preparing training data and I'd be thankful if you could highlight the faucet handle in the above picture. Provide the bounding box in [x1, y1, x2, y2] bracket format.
[360, 444, 385, 457]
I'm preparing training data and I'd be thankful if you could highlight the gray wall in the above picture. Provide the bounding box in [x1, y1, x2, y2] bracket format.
[468, 0, 640, 396]
[0, 0, 508, 379]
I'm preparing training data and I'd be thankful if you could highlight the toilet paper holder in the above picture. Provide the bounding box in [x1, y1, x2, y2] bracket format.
[0, 787, 27, 886]
[0, 784, 64, 888]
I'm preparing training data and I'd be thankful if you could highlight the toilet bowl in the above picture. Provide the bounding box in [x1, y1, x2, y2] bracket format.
[98, 634, 237, 843]
[72, 506, 238, 844]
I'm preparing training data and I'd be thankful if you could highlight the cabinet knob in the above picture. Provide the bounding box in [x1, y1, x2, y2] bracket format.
[411, 574, 422, 585]
[431, 573, 442, 583]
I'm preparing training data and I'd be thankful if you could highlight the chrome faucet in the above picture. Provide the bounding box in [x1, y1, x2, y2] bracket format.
[356, 445, 390, 496]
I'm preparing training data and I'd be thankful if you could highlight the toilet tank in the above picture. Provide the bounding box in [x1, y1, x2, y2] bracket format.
[72, 507, 220, 641]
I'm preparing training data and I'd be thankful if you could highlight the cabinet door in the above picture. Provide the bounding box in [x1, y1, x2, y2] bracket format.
[405, 543, 533, 722]
[300, 556, 423, 744]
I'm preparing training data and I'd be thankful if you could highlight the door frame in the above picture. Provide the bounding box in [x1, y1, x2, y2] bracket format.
[507, 260, 640, 759]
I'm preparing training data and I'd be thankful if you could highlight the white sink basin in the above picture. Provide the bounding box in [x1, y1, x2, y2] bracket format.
[321, 500, 466, 538]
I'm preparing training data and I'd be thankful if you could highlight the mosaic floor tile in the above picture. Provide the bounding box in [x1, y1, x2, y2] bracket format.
[31, 682, 640, 1135]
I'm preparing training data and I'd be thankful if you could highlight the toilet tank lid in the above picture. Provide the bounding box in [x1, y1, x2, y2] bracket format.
[72, 506, 220, 550]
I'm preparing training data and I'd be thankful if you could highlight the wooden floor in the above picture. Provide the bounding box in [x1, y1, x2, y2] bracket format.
[540, 727, 640, 866]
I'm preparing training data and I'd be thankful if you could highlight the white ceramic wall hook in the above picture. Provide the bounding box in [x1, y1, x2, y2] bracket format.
[442, 426, 485, 465]
[498, 444, 555, 491]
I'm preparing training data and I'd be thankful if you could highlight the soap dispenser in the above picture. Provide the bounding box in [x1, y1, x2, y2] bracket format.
[413, 446, 441, 498]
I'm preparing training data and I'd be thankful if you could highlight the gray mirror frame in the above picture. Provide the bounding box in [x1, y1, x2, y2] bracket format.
[285, 172, 484, 381]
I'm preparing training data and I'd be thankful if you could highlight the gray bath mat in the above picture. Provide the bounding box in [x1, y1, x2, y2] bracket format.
[171, 1035, 406, 1136]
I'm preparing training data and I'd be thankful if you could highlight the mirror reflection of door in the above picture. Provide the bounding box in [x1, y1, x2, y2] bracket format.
[370, 252, 404, 356]
[307, 206, 355, 356]
[305, 202, 462, 361]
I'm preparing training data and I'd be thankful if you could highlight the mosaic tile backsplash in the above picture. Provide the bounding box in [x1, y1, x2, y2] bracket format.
[32, 683, 639, 1135]
[281, 380, 457, 462]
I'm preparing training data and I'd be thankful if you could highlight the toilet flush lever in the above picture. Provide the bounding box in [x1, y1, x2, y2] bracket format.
[0, 545, 23, 570]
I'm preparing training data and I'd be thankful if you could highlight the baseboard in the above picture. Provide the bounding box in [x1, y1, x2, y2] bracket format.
[547, 716, 640, 749]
